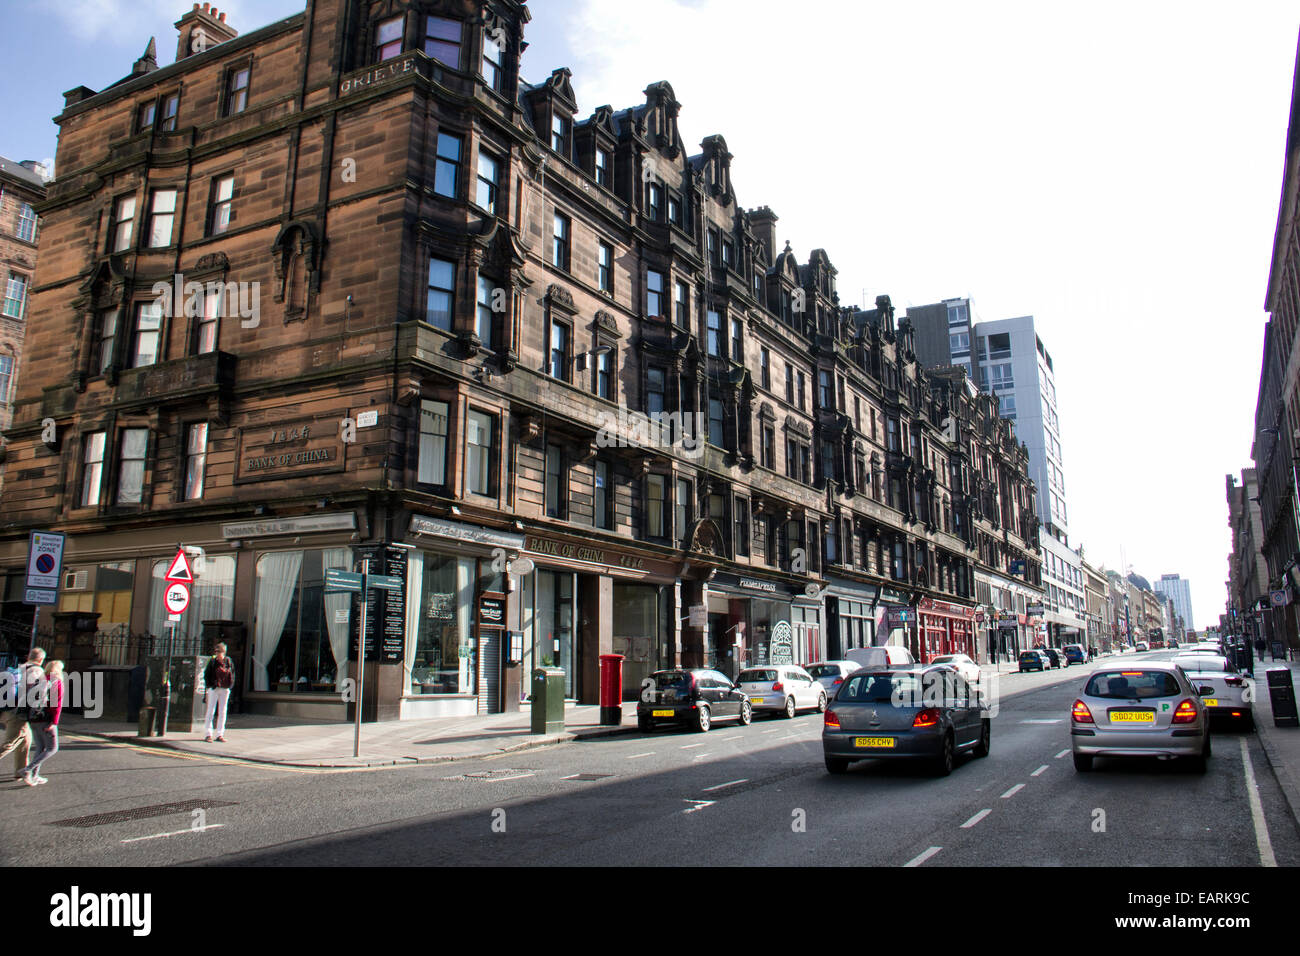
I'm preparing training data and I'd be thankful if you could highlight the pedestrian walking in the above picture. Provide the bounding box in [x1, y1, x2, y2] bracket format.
[203, 643, 235, 743]
[20, 659, 64, 786]
[0, 648, 46, 781]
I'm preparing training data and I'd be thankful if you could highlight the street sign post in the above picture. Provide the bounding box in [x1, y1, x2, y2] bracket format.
[24, 531, 66, 651]
[324, 568, 363, 593]
[164, 582, 191, 615]
[164, 548, 194, 583]
[366, 574, 402, 591]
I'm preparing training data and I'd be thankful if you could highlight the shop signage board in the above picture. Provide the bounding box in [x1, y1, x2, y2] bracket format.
[410, 516, 523, 550]
[688, 605, 707, 627]
[223, 513, 356, 539]
[997, 614, 1019, 628]
[769, 621, 794, 664]
[234, 419, 346, 484]
[24, 531, 65, 605]
[884, 605, 914, 629]
[1027, 603, 1046, 616]
[480, 596, 505, 628]
[1271, 590, 1290, 607]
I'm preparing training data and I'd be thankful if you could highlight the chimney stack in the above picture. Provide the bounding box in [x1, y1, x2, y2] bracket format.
[748, 206, 779, 266]
[175, 2, 238, 62]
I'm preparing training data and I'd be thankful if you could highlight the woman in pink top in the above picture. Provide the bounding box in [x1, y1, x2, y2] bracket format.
[21, 659, 63, 786]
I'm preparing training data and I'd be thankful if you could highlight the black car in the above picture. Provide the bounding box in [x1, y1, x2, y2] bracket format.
[1018, 650, 1047, 672]
[1040, 647, 1065, 669]
[636, 668, 753, 733]
[822, 665, 990, 776]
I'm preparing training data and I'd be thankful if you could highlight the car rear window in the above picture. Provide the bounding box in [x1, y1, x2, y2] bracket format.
[806, 664, 840, 679]
[1019, 652, 1039, 660]
[840, 672, 923, 703]
[1175, 656, 1234, 674]
[653, 672, 692, 691]
[1085, 671, 1181, 700]
[739, 669, 777, 683]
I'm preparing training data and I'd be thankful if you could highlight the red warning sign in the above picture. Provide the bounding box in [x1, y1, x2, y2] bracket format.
[164, 548, 194, 583]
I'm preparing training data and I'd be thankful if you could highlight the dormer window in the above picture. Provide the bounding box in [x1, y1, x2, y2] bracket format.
[376, 17, 404, 62]
[595, 147, 611, 187]
[425, 15, 461, 68]
[551, 114, 570, 158]
[482, 27, 503, 90]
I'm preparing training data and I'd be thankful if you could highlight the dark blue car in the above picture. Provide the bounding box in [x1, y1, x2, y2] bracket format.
[1063, 644, 1087, 664]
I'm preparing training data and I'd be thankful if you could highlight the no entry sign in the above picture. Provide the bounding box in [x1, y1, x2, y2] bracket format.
[165, 581, 191, 614]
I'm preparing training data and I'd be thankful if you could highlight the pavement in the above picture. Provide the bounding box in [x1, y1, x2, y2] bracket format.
[57, 653, 1300, 836]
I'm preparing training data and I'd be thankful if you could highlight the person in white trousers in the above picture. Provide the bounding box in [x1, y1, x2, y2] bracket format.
[203, 643, 235, 742]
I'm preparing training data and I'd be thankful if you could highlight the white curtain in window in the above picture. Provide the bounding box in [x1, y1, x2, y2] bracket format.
[253, 551, 302, 691]
[403, 552, 424, 691]
[321, 548, 352, 692]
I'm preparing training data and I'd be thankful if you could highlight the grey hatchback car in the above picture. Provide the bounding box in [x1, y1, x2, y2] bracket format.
[822, 665, 990, 776]
[1070, 661, 1210, 772]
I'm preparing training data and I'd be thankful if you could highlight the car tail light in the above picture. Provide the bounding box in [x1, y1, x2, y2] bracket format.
[1172, 699, 1198, 724]
[772, 681, 784, 693]
[1225, 676, 1243, 687]
[1071, 700, 1094, 724]
[832, 678, 843, 686]
[824, 709, 840, 729]
[913, 707, 940, 728]
[1231, 711, 1243, 718]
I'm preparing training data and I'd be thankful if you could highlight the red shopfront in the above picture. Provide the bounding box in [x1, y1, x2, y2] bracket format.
[917, 598, 977, 662]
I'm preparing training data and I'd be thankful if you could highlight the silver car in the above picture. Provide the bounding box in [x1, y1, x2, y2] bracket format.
[737, 665, 827, 717]
[929, 653, 981, 685]
[1173, 654, 1253, 728]
[806, 661, 861, 700]
[1070, 661, 1210, 772]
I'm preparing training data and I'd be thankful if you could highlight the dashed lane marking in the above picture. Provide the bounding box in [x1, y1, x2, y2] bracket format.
[682, 799, 715, 814]
[626, 752, 656, 759]
[1031, 765, 1049, 777]
[680, 743, 706, 749]
[960, 809, 992, 829]
[1055, 749, 1070, 759]
[904, 846, 942, 867]
[702, 779, 749, 792]
[1000, 783, 1025, 799]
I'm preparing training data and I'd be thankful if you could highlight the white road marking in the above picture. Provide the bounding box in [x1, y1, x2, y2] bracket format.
[1031, 765, 1050, 777]
[1000, 783, 1025, 799]
[1055, 749, 1070, 759]
[904, 846, 943, 867]
[691, 753, 713, 761]
[1240, 737, 1277, 868]
[761, 728, 782, 734]
[682, 799, 715, 814]
[121, 824, 226, 844]
[1021, 719, 1062, 724]
[488, 772, 535, 782]
[776, 734, 799, 740]
[960, 809, 992, 829]
[680, 743, 706, 749]
[718, 735, 744, 741]
[702, 779, 749, 792]
[626, 752, 656, 760]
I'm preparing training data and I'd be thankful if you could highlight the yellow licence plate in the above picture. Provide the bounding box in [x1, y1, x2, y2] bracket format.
[1202, 699, 1219, 707]
[1111, 711, 1155, 724]
[652, 710, 674, 717]
[854, 737, 895, 748]
[749, 697, 765, 704]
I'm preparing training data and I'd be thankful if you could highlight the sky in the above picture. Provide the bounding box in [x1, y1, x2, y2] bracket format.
[2, 0, 1296, 629]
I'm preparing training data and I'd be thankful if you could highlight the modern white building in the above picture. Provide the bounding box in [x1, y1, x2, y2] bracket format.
[1040, 528, 1087, 644]
[1153, 573, 1195, 632]
[970, 316, 1067, 538]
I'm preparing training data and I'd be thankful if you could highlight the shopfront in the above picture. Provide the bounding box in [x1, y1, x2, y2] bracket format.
[704, 573, 803, 679]
[823, 579, 879, 660]
[519, 532, 678, 704]
[917, 597, 976, 663]
[875, 586, 914, 651]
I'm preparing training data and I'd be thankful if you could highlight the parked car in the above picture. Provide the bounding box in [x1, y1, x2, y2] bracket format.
[806, 660, 862, 701]
[636, 669, 753, 733]
[1172, 654, 1254, 729]
[1135, 642, 1150, 652]
[1070, 662, 1211, 772]
[1040, 647, 1066, 669]
[1018, 650, 1049, 672]
[1063, 644, 1087, 664]
[823, 665, 990, 776]
[737, 665, 827, 717]
[929, 653, 981, 685]
[845, 645, 916, 669]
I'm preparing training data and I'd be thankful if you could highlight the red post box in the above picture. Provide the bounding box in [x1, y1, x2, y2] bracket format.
[599, 654, 624, 726]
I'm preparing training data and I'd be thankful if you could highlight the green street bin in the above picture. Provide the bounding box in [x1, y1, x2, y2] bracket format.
[531, 667, 565, 735]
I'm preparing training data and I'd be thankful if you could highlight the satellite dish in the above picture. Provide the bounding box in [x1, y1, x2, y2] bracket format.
[510, 557, 535, 576]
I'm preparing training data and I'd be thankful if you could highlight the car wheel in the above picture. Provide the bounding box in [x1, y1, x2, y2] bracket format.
[973, 718, 991, 758]
[637, 716, 652, 733]
[739, 700, 753, 726]
[933, 733, 954, 776]
[825, 757, 849, 775]
[694, 705, 711, 733]
[784, 696, 796, 719]
[1073, 752, 1093, 772]
[816, 692, 827, 713]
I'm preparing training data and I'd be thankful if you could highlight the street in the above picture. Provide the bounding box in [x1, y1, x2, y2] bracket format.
[3, 658, 1296, 868]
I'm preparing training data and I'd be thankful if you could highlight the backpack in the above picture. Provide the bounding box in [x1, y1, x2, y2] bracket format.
[18, 666, 48, 721]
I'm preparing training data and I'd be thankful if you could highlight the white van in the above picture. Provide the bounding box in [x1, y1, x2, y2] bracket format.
[844, 645, 916, 669]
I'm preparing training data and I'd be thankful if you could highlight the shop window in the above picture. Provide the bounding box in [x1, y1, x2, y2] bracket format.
[418, 399, 449, 485]
[253, 549, 352, 692]
[58, 561, 137, 637]
[411, 552, 475, 695]
[148, 555, 234, 647]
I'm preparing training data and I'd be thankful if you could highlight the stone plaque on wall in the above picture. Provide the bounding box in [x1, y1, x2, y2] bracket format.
[235, 418, 346, 484]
